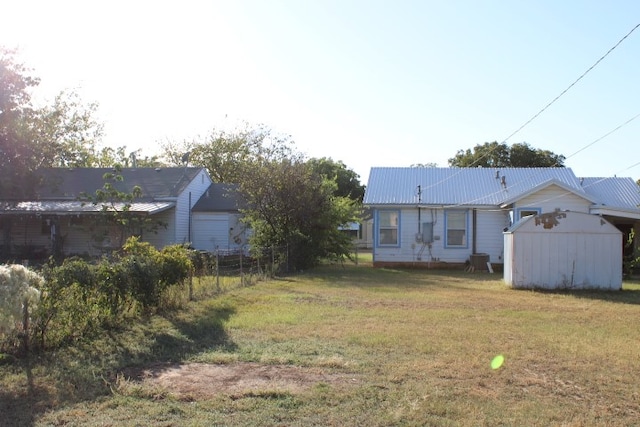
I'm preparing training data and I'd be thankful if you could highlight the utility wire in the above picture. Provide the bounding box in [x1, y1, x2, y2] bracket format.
[563, 112, 640, 162]
[500, 22, 640, 146]
[412, 22, 640, 198]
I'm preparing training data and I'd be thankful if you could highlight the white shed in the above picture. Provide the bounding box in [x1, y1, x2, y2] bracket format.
[504, 211, 622, 290]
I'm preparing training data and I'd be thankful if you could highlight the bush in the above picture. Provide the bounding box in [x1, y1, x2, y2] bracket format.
[35, 258, 111, 349]
[0, 264, 42, 352]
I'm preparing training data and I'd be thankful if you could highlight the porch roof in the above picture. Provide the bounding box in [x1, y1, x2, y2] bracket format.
[0, 201, 175, 215]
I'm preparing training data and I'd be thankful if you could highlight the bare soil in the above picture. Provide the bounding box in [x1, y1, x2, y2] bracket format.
[122, 362, 357, 400]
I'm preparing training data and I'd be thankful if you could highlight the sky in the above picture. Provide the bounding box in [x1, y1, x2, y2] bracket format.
[2, 0, 639, 184]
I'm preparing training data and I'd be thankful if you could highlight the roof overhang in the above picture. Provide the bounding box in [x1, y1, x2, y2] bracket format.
[0, 201, 176, 215]
[499, 179, 596, 208]
[590, 205, 640, 221]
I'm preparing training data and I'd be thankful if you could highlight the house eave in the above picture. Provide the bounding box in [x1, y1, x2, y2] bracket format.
[590, 205, 640, 220]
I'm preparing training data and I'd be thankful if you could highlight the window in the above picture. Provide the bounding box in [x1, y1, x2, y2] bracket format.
[445, 210, 467, 247]
[516, 207, 541, 220]
[377, 210, 399, 246]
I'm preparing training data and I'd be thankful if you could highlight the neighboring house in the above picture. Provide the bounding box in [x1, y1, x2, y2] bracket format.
[190, 183, 249, 254]
[363, 167, 640, 269]
[0, 167, 213, 259]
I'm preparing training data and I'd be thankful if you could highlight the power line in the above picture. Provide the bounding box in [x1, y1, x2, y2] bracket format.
[563, 112, 640, 162]
[409, 22, 640, 203]
[500, 22, 640, 145]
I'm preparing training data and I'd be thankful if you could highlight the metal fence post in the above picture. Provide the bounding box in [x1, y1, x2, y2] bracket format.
[215, 250, 220, 293]
[240, 250, 244, 287]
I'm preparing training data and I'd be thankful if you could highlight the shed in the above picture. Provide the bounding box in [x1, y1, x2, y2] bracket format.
[504, 211, 622, 290]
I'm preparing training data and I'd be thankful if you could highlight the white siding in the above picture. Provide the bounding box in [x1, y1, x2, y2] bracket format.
[191, 213, 247, 252]
[142, 209, 176, 249]
[174, 170, 212, 245]
[373, 207, 508, 265]
[515, 185, 591, 214]
[475, 209, 511, 264]
[504, 211, 622, 289]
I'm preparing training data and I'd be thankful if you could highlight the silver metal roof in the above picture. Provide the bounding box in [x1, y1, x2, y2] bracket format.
[0, 201, 175, 215]
[363, 167, 589, 206]
[581, 177, 640, 210]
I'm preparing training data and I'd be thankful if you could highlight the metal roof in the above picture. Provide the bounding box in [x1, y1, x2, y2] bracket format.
[363, 167, 588, 206]
[581, 177, 640, 210]
[0, 201, 175, 215]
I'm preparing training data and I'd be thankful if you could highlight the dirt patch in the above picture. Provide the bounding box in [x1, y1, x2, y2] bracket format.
[121, 362, 357, 400]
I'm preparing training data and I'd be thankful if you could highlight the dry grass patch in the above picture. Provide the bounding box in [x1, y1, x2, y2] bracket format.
[119, 362, 359, 401]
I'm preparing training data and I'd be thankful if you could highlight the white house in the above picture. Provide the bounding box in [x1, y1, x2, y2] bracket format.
[0, 167, 247, 259]
[363, 167, 640, 270]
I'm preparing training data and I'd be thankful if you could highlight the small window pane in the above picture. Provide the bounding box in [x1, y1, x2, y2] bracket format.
[379, 229, 398, 245]
[379, 211, 398, 227]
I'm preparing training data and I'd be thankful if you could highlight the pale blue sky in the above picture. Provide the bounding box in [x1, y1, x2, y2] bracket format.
[2, 0, 639, 184]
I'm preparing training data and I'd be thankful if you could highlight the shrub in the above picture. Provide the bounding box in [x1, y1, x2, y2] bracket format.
[0, 264, 42, 339]
[35, 258, 111, 349]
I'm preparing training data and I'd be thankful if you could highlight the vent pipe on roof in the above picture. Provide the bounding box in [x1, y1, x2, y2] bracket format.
[501, 175, 506, 187]
[495, 170, 500, 179]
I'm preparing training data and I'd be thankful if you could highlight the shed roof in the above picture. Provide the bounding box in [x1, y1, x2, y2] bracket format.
[32, 167, 205, 202]
[191, 183, 245, 212]
[363, 167, 587, 206]
[505, 210, 621, 234]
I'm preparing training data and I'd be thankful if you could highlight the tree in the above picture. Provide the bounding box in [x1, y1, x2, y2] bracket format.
[27, 90, 104, 168]
[161, 122, 295, 183]
[411, 163, 439, 168]
[0, 47, 41, 199]
[448, 141, 565, 168]
[94, 146, 163, 168]
[307, 157, 365, 202]
[240, 157, 359, 270]
[162, 122, 362, 269]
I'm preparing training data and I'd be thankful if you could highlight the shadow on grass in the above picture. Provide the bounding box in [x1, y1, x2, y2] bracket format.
[0, 356, 51, 427]
[530, 287, 640, 305]
[308, 263, 502, 289]
[0, 300, 239, 425]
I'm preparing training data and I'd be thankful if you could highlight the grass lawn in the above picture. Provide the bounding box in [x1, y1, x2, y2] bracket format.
[2, 263, 640, 426]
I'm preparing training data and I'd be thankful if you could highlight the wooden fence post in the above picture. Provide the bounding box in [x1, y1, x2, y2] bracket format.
[22, 300, 29, 353]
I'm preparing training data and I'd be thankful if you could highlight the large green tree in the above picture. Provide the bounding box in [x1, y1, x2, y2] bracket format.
[162, 123, 361, 269]
[161, 122, 295, 183]
[307, 157, 365, 202]
[448, 141, 565, 168]
[0, 48, 41, 198]
[27, 90, 104, 168]
[239, 157, 359, 270]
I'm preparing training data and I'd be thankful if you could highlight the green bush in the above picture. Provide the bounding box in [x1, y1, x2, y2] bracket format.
[159, 245, 192, 288]
[35, 258, 110, 349]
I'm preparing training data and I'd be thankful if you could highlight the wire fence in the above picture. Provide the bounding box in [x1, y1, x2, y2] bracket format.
[187, 245, 290, 300]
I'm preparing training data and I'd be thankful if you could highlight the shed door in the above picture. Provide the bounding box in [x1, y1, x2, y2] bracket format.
[192, 214, 229, 252]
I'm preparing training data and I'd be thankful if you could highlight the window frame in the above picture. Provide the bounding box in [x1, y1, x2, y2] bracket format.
[376, 209, 400, 247]
[515, 207, 541, 220]
[444, 209, 468, 248]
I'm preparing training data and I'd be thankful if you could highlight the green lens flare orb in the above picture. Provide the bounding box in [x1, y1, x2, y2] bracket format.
[491, 355, 505, 370]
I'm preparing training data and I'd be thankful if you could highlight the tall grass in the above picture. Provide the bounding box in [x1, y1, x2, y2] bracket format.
[2, 264, 640, 426]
